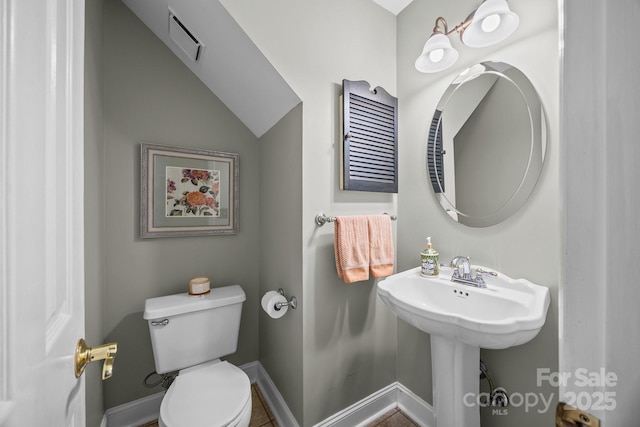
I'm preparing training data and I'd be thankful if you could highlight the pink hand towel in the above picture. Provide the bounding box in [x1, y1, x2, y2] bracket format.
[368, 215, 394, 278]
[334, 216, 370, 283]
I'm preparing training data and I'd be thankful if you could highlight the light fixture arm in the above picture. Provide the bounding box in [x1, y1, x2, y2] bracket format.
[432, 15, 473, 38]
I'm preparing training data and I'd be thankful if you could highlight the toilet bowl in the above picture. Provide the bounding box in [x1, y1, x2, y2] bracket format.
[159, 361, 251, 427]
[144, 285, 250, 427]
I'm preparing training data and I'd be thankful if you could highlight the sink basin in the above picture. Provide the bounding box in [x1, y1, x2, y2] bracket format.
[378, 266, 550, 427]
[377, 266, 550, 349]
[378, 265, 551, 427]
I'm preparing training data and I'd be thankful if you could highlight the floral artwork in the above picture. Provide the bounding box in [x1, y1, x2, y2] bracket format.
[165, 167, 221, 217]
[141, 143, 238, 238]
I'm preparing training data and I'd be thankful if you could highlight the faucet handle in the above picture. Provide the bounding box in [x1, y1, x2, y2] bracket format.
[476, 268, 498, 277]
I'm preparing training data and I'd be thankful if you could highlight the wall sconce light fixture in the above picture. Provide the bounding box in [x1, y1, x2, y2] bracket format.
[415, 0, 519, 73]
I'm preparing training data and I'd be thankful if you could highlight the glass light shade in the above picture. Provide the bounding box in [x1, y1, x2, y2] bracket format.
[481, 14, 501, 32]
[415, 33, 459, 73]
[461, 0, 519, 48]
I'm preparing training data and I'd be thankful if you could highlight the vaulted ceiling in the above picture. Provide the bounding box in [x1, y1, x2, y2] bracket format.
[122, 0, 301, 137]
[370, 0, 414, 15]
[121, 0, 408, 137]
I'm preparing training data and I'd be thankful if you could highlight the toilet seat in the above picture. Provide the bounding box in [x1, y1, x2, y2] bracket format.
[159, 360, 251, 427]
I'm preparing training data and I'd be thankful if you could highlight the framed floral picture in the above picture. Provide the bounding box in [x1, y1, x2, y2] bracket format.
[140, 143, 239, 238]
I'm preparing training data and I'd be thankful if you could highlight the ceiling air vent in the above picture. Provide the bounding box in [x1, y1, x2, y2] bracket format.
[168, 12, 202, 62]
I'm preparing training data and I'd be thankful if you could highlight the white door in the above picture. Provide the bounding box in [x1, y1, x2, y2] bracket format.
[0, 0, 86, 426]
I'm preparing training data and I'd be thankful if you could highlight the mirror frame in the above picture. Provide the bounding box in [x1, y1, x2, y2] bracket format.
[427, 61, 548, 227]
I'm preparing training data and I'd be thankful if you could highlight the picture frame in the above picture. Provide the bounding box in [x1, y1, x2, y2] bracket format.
[140, 142, 239, 238]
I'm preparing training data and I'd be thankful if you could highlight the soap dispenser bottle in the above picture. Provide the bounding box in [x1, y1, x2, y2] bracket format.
[421, 237, 439, 277]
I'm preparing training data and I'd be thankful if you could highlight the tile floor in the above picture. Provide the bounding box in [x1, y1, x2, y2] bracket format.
[249, 383, 279, 427]
[365, 408, 419, 427]
[137, 384, 419, 427]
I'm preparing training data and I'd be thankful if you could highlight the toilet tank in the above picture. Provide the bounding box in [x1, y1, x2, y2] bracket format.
[144, 284, 245, 374]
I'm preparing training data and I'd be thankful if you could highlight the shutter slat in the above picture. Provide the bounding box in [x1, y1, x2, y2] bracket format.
[351, 109, 395, 127]
[350, 138, 395, 150]
[350, 122, 395, 139]
[349, 94, 395, 115]
[350, 153, 396, 166]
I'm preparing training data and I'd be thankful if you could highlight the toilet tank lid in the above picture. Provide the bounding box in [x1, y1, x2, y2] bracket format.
[144, 284, 246, 319]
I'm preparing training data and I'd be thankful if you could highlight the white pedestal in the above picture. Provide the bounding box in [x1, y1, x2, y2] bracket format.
[431, 335, 480, 427]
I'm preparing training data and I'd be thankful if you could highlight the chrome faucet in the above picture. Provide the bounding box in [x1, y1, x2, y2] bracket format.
[450, 256, 487, 288]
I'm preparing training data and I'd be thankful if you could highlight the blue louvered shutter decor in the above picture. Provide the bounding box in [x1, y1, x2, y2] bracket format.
[341, 80, 398, 193]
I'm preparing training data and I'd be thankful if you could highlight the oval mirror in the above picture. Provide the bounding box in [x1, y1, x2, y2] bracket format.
[427, 61, 547, 227]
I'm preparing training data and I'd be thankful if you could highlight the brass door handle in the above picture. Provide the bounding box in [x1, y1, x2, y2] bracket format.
[74, 338, 118, 380]
[556, 402, 600, 427]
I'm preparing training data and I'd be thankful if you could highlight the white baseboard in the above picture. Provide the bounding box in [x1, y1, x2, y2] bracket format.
[103, 391, 164, 427]
[102, 362, 433, 427]
[312, 383, 398, 427]
[313, 382, 434, 427]
[395, 383, 435, 427]
[238, 360, 259, 382]
[251, 361, 300, 427]
[101, 361, 297, 427]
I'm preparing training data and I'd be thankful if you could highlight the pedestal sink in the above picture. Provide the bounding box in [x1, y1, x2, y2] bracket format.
[377, 265, 550, 427]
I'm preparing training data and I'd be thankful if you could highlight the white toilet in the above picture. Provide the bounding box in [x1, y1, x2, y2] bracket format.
[144, 284, 251, 427]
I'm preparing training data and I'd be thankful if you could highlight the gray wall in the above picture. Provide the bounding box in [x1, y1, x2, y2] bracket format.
[87, 0, 396, 423]
[220, 1, 398, 425]
[98, 0, 261, 409]
[397, 0, 559, 426]
[84, 0, 106, 425]
[258, 104, 304, 423]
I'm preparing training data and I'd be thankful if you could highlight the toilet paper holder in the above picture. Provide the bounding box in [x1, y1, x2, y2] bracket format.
[275, 288, 297, 310]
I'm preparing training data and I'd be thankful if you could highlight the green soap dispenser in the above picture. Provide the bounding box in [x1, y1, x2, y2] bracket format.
[421, 237, 439, 277]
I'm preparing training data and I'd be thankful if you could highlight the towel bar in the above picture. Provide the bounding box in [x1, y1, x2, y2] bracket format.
[314, 212, 397, 226]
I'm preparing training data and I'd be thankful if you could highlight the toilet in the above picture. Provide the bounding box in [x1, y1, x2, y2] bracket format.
[144, 284, 251, 427]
